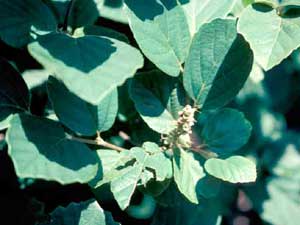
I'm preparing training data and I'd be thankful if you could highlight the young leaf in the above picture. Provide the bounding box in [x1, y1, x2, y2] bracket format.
[110, 144, 171, 210]
[204, 156, 257, 183]
[124, 0, 191, 76]
[0, 0, 57, 48]
[7, 114, 99, 184]
[238, 4, 300, 71]
[111, 164, 145, 210]
[0, 58, 30, 125]
[89, 150, 133, 188]
[201, 109, 252, 155]
[28, 32, 144, 104]
[179, 0, 237, 35]
[173, 148, 206, 204]
[48, 199, 120, 225]
[183, 19, 253, 110]
[109, 147, 150, 210]
[130, 70, 186, 134]
[143, 142, 173, 181]
[47, 76, 118, 136]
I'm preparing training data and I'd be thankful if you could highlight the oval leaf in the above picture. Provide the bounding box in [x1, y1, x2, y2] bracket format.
[201, 109, 252, 155]
[89, 150, 132, 188]
[28, 32, 143, 104]
[204, 156, 257, 183]
[183, 18, 253, 110]
[179, 0, 236, 35]
[124, 0, 191, 76]
[173, 148, 206, 204]
[238, 4, 300, 70]
[143, 142, 173, 181]
[130, 70, 186, 134]
[7, 114, 99, 184]
[47, 76, 118, 136]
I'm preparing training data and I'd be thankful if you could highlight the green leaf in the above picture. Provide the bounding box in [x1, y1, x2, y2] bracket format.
[195, 175, 221, 198]
[152, 184, 222, 225]
[204, 156, 257, 183]
[183, 19, 253, 110]
[280, 0, 300, 7]
[143, 179, 172, 197]
[68, 0, 100, 28]
[47, 0, 100, 28]
[238, 4, 300, 70]
[231, 0, 254, 17]
[173, 148, 206, 204]
[96, 0, 128, 24]
[110, 147, 149, 210]
[179, 0, 237, 35]
[126, 194, 157, 220]
[22, 69, 49, 89]
[145, 154, 173, 181]
[89, 150, 133, 188]
[261, 178, 300, 225]
[110, 145, 171, 210]
[45, 0, 69, 24]
[130, 70, 186, 134]
[48, 199, 120, 225]
[28, 32, 144, 104]
[91, 142, 171, 193]
[0, 58, 30, 125]
[143, 142, 173, 181]
[246, 177, 300, 225]
[7, 114, 99, 184]
[124, 0, 191, 76]
[74, 25, 129, 43]
[47, 76, 118, 136]
[111, 164, 145, 210]
[262, 132, 300, 180]
[252, 0, 300, 7]
[201, 109, 252, 155]
[0, 115, 13, 131]
[0, 0, 57, 48]
[235, 63, 266, 104]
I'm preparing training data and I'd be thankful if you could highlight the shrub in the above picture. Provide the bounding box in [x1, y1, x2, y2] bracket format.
[0, 0, 300, 224]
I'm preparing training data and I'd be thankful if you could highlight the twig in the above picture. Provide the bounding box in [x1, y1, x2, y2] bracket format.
[191, 145, 218, 159]
[97, 138, 128, 152]
[68, 135, 127, 152]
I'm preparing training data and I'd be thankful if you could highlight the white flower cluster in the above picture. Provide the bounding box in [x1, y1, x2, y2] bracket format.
[161, 105, 197, 150]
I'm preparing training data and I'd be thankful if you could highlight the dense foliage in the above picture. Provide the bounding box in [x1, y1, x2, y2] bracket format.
[0, 0, 300, 224]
